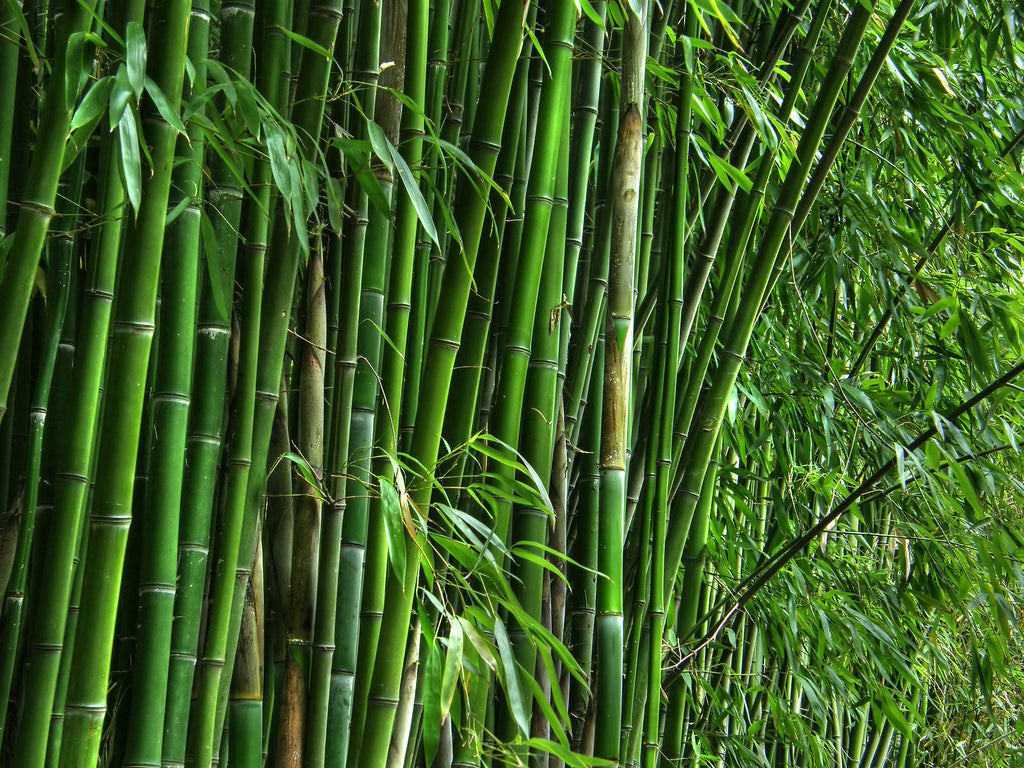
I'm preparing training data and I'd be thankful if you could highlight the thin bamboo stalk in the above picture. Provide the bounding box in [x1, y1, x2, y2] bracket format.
[594, 5, 646, 759]
[356, 2, 526, 762]
[122, 8, 208, 766]
[0, 0, 99, 419]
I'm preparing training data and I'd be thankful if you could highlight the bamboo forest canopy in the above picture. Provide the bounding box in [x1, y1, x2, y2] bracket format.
[2, 0, 1024, 766]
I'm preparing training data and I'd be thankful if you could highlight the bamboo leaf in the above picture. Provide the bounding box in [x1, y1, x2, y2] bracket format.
[521, 739, 616, 767]
[125, 21, 147, 98]
[280, 451, 326, 501]
[109, 65, 133, 128]
[199, 211, 233, 323]
[380, 475, 408, 582]
[387, 139, 440, 249]
[422, 642, 442, 766]
[117, 109, 142, 215]
[458, 617, 497, 673]
[325, 177, 343, 235]
[143, 77, 187, 135]
[441, 621, 463, 718]
[70, 75, 115, 132]
[65, 32, 92, 108]
[365, 120, 394, 172]
[493, 619, 529, 735]
[333, 135, 392, 218]
[273, 24, 331, 60]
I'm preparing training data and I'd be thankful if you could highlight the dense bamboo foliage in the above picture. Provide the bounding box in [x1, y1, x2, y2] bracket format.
[2, 1, 1024, 767]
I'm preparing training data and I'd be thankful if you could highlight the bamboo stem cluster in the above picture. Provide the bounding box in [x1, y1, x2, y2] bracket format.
[0, 1, 1023, 767]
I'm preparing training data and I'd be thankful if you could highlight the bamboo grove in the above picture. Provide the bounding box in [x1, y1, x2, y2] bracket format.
[2, 0, 1024, 766]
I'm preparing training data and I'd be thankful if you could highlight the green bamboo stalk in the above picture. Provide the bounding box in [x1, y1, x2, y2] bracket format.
[321, 5, 382, 765]
[0, 1, 99, 420]
[293, 206, 334, 768]
[489, 0, 575, 550]
[663, 0, 876, 596]
[565, 37, 620, 446]
[508, 89, 572, 749]
[275, 243, 326, 768]
[161, 3, 260, 763]
[229, 561, 265, 768]
[55, 3, 192, 765]
[355, 2, 526, 762]
[0, 151, 77, 752]
[0, 1, 21, 236]
[642, 49, 692, 761]
[441, 30, 531, 457]
[567, 339, 603, 753]
[7, 42, 127, 768]
[187, 1, 340, 762]
[321, 162, 366, 768]
[595, 4, 646, 758]
[122, 7, 208, 766]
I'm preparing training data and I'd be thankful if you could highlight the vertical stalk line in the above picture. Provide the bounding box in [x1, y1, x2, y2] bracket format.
[0, 156, 78, 751]
[338, 1, 430, 764]
[9, 113, 124, 766]
[323, 4, 382, 764]
[276, 242, 326, 768]
[442, 37, 530, 457]
[0, 1, 20, 235]
[565, 36, 620, 447]
[55, 2, 192, 766]
[642, 27, 693, 765]
[0, 0, 98, 419]
[566, 340, 603, 753]
[510, 84, 571, 748]
[356, 2, 527, 764]
[122, 6, 209, 767]
[426, 0, 475, 316]
[490, 0, 575, 548]
[161, 1, 260, 762]
[663, 0, 875, 595]
[595, 5, 646, 761]
[671, 0, 832, 464]
[321, 129, 366, 768]
[212, 0, 345, 759]
[561, 0, 607, 386]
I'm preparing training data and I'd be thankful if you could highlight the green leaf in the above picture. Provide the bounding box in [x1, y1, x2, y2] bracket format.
[266, 124, 295, 201]
[334, 135, 392, 218]
[117, 109, 142, 215]
[365, 120, 394, 172]
[65, 32, 91, 108]
[441, 621, 463, 719]
[280, 452, 325, 501]
[143, 77, 187, 135]
[125, 21, 147, 98]
[521, 739, 616, 767]
[273, 24, 331, 60]
[380, 475, 408, 583]
[199, 211, 233, 323]
[326, 177, 344, 235]
[109, 65, 134, 127]
[422, 642, 442, 766]
[493, 619, 529, 735]
[387, 139, 440, 249]
[71, 75, 115, 132]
